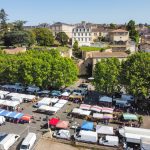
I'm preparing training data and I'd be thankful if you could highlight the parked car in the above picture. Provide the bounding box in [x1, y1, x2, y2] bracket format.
[20, 132, 36, 150]
[72, 88, 87, 96]
[37, 90, 50, 97]
[53, 130, 70, 140]
[99, 136, 119, 147]
[74, 130, 98, 143]
[26, 86, 40, 93]
[0, 116, 6, 126]
[78, 84, 88, 90]
[0, 133, 20, 150]
[51, 90, 61, 97]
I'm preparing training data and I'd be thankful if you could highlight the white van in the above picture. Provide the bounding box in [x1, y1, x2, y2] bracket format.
[99, 135, 119, 147]
[0, 116, 6, 125]
[53, 130, 70, 140]
[20, 132, 36, 150]
[0, 134, 20, 150]
[74, 130, 98, 143]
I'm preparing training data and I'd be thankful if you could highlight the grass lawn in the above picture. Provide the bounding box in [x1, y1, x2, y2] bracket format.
[80, 46, 109, 52]
[56, 46, 70, 52]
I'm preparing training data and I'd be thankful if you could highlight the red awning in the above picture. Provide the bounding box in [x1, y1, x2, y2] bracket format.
[21, 114, 32, 121]
[56, 120, 69, 129]
[49, 118, 60, 126]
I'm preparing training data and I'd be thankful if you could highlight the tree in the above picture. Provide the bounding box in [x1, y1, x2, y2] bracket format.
[13, 20, 26, 31]
[0, 50, 78, 89]
[3, 30, 35, 47]
[110, 23, 116, 29]
[0, 9, 8, 30]
[93, 58, 121, 95]
[126, 20, 139, 44]
[120, 52, 150, 99]
[32, 28, 54, 46]
[73, 40, 79, 51]
[55, 32, 69, 46]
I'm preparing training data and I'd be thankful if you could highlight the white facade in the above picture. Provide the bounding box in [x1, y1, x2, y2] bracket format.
[50, 22, 74, 38]
[72, 26, 92, 46]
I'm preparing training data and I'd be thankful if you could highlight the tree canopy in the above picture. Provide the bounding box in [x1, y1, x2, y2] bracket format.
[3, 30, 35, 47]
[32, 28, 54, 46]
[93, 58, 121, 95]
[121, 52, 150, 98]
[55, 32, 69, 46]
[0, 50, 78, 89]
[126, 20, 139, 44]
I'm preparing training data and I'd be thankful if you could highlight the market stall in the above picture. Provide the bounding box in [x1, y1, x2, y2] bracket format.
[56, 120, 69, 129]
[81, 121, 94, 131]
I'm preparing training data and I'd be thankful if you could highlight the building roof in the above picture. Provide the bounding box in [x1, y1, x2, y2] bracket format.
[51, 22, 73, 26]
[92, 52, 128, 58]
[111, 29, 128, 33]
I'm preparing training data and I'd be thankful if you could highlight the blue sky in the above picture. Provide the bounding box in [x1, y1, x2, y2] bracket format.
[0, 0, 150, 25]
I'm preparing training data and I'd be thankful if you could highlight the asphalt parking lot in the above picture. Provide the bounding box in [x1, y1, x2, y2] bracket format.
[0, 80, 115, 150]
[0, 98, 82, 150]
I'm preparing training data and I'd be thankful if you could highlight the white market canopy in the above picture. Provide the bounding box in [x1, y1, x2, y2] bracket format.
[38, 105, 60, 112]
[72, 108, 91, 116]
[53, 103, 65, 108]
[72, 108, 82, 114]
[0, 100, 20, 107]
[58, 99, 68, 104]
[93, 113, 103, 119]
[96, 125, 114, 135]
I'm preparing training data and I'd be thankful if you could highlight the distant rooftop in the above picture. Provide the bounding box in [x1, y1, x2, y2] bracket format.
[111, 29, 128, 33]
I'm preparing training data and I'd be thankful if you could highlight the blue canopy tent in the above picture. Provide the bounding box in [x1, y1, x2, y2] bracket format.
[81, 121, 94, 131]
[5, 112, 13, 117]
[0, 110, 9, 116]
[14, 113, 24, 119]
[0, 109, 5, 115]
[8, 112, 18, 118]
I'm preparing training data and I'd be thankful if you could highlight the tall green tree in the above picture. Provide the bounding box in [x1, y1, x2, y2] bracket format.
[0, 9, 8, 31]
[0, 50, 78, 89]
[32, 28, 54, 46]
[13, 20, 26, 31]
[126, 20, 139, 44]
[121, 52, 150, 99]
[93, 58, 121, 95]
[110, 23, 116, 29]
[73, 40, 79, 51]
[3, 30, 35, 47]
[56, 32, 69, 46]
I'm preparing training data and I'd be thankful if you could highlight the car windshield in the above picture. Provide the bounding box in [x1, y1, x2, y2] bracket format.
[20, 145, 29, 149]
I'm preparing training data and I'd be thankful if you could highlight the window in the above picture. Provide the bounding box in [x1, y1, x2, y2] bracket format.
[76, 29, 78, 32]
[85, 33, 87, 36]
[87, 28, 89, 32]
[85, 38, 87, 41]
[81, 38, 83, 41]
[81, 33, 83, 36]
[89, 33, 91, 36]
[78, 38, 80, 41]
[80, 29, 81, 32]
[78, 33, 80, 36]
[74, 33, 76, 36]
